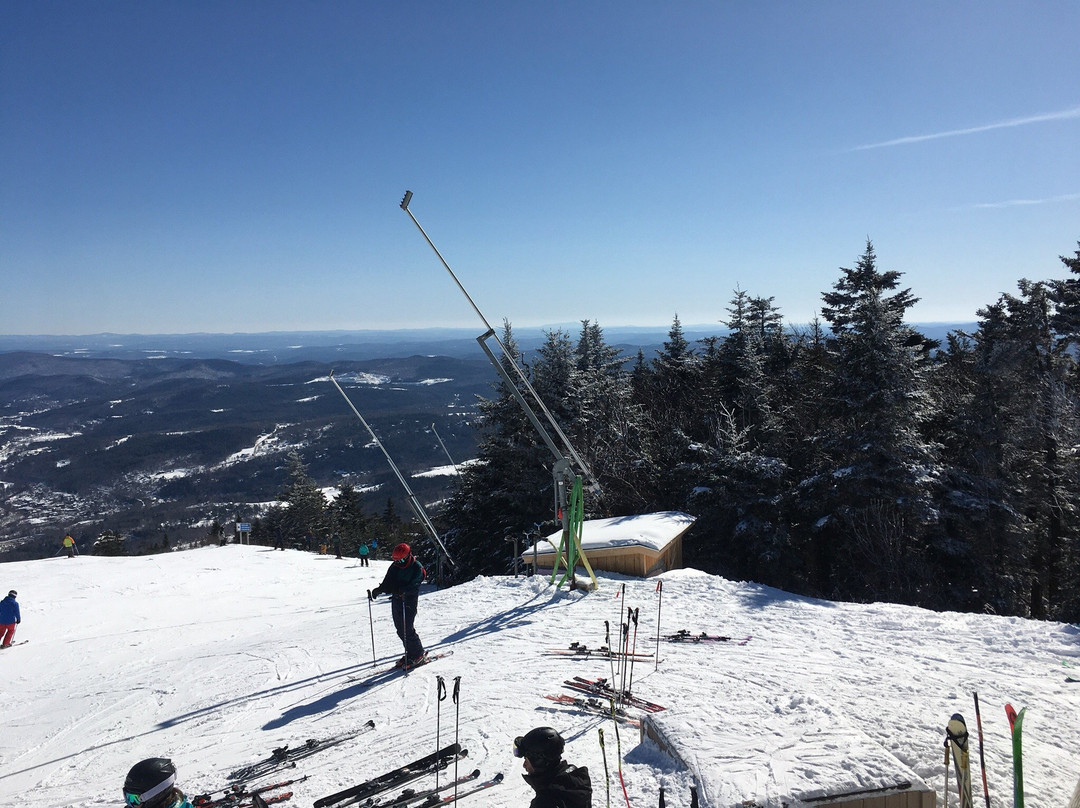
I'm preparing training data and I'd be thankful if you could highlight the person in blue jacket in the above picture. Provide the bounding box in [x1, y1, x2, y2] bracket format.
[369, 543, 426, 667]
[0, 590, 20, 648]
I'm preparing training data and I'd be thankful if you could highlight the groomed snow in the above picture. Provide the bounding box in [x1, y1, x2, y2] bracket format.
[0, 546, 1077, 808]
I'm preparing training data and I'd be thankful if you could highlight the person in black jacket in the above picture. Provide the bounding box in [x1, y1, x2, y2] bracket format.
[369, 542, 426, 667]
[515, 726, 592, 808]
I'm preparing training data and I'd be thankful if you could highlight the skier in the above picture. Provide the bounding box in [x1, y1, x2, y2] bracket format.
[62, 533, 77, 558]
[123, 757, 193, 808]
[357, 540, 370, 567]
[0, 590, 20, 648]
[369, 542, 426, 667]
[514, 726, 592, 808]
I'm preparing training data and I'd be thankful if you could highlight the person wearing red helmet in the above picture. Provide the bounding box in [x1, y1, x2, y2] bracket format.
[369, 542, 427, 668]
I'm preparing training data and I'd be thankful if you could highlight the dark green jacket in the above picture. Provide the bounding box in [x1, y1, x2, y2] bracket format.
[376, 557, 425, 596]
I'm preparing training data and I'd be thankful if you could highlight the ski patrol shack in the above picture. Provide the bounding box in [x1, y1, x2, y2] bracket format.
[522, 511, 695, 578]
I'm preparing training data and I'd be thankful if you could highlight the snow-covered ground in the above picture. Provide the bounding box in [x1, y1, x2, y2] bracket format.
[0, 545, 1077, 808]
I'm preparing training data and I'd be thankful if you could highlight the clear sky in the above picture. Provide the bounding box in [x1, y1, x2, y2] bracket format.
[3, 1, 1078, 336]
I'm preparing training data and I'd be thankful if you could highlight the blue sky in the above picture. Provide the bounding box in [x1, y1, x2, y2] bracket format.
[3, 1, 1078, 336]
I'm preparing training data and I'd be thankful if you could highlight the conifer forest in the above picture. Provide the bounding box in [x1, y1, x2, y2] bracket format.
[440, 241, 1080, 622]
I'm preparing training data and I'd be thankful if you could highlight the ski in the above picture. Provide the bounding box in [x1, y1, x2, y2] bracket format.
[0, 639, 29, 648]
[1005, 704, 1025, 808]
[653, 631, 752, 645]
[543, 643, 653, 660]
[372, 768, 480, 808]
[946, 713, 974, 808]
[332, 750, 469, 808]
[436, 772, 504, 804]
[194, 776, 307, 807]
[228, 721, 375, 783]
[348, 652, 454, 684]
[543, 694, 641, 728]
[563, 677, 666, 712]
[313, 743, 465, 808]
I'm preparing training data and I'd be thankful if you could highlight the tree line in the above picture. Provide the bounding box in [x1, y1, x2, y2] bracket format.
[439, 240, 1080, 621]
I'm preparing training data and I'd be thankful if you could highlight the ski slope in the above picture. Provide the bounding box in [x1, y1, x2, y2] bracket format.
[0, 545, 1077, 807]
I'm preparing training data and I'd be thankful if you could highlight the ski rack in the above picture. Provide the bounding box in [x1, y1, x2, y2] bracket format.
[400, 190, 598, 589]
[328, 371, 456, 570]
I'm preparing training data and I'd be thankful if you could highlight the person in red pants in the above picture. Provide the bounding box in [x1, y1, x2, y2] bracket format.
[0, 590, 20, 648]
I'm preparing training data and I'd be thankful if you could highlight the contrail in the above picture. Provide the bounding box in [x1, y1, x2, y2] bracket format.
[972, 192, 1080, 209]
[853, 106, 1080, 150]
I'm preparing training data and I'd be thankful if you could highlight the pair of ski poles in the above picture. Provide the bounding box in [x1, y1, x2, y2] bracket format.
[436, 675, 462, 800]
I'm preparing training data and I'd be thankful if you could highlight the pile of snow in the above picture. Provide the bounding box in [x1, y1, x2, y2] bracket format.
[0, 546, 1077, 808]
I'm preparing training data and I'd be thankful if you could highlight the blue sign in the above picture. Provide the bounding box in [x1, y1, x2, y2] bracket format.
[237, 523, 251, 531]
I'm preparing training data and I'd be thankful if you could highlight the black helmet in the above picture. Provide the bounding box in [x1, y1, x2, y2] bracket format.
[123, 758, 177, 806]
[6, 590, 14, 598]
[514, 726, 565, 770]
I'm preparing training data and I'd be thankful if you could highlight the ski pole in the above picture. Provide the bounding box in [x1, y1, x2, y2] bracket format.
[452, 676, 461, 804]
[973, 692, 990, 808]
[605, 620, 617, 690]
[654, 580, 663, 671]
[610, 699, 631, 808]
[626, 609, 640, 697]
[943, 734, 951, 808]
[435, 676, 446, 790]
[598, 728, 611, 808]
[366, 590, 377, 667]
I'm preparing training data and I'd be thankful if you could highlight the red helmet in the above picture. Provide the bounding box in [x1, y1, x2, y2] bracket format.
[391, 543, 411, 561]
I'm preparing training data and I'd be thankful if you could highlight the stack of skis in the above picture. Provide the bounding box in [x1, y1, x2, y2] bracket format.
[311, 743, 503, 808]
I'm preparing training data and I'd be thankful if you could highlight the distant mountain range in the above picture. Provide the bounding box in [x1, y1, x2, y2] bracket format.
[0, 323, 975, 363]
[0, 323, 975, 560]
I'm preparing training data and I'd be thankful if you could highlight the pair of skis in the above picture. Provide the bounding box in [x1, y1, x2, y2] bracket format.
[562, 676, 665, 712]
[314, 743, 467, 807]
[363, 769, 504, 808]
[228, 721, 376, 783]
[193, 776, 307, 807]
[653, 630, 751, 645]
[544, 642, 654, 661]
[348, 652, 454, 684]
[543, 694, 641, 728]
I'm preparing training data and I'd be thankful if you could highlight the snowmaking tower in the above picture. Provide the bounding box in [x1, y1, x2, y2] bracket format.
[399, 190, 598, 590]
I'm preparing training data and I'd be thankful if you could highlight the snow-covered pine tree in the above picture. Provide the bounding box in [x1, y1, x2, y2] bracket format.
[809, 241, 940, 602]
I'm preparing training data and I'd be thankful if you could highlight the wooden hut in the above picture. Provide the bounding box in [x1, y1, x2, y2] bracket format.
[521, 511, 695, 578]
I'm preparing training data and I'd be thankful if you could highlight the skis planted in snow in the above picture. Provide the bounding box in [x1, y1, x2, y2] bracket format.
[946, 713, 974, 808]
[1005, 704, 1025, 808]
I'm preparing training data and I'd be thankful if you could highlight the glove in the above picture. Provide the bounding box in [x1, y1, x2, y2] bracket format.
[369, 587, 382, 600]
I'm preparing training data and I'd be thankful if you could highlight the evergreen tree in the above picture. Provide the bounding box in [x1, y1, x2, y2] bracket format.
[328, 481, 368, 549]
[278, 451, 328, 542]
[809, 241, 940, 602]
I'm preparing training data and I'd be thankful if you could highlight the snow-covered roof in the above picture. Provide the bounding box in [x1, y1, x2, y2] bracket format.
[528, 510, 696, 555]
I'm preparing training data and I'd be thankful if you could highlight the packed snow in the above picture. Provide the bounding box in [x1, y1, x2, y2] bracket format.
[0, 544, 1077, 808]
